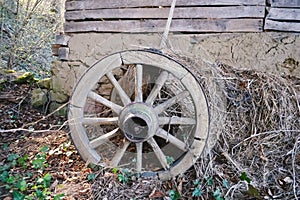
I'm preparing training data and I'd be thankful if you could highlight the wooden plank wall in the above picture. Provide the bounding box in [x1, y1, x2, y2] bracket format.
[265, 0, 300, 32]
[64, 0, 265, 33]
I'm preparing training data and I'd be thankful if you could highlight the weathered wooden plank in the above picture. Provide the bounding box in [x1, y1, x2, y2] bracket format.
[64, 19, 263, 33]
[271, 0, 300, 8]
[66, 0, 266, 11]
[65, 6, 265, 21]
[267, 8, 300, 21]
[265, 20, 300, 32]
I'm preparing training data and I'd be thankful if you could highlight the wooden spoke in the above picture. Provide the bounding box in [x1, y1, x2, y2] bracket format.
[156, 128, 187, 152]
[88, 91, 123, 114]
[154, 91, 189, 114]
[90, 128, 119, 148]
[147, 137, 169, 170]
[68, 50, 210, 180]
[135, 64, 143, 102]
[110, 141, 130, 167]
[136, 142, 143, 172]
[158, 116, 196, 125]
[106, 71, 131, 105]
[145, 71, 168, 105]
[82, 117, 118, 125]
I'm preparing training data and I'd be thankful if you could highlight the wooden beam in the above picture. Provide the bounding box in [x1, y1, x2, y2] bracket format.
[64, 19, 263, 33]
[267, 8, 300, 21]
[65, 6, 265, 21]
[265, 20, 300, 32]
[65, 0, 266, 11]
[270, 0, 300, 8]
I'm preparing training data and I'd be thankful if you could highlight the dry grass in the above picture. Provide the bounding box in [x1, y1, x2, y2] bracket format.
[92, 59, 300, 199]
[192, 63, 300, 199]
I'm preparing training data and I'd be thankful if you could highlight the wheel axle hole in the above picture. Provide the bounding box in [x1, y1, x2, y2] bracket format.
[124, 117, 149, 142]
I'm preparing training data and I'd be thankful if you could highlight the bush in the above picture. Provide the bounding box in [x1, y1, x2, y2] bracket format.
[0, 0, 63, 78]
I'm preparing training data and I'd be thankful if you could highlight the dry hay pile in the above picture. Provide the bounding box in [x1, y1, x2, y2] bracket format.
[92, 60, 300, 199]
[192, 64, 300, 199]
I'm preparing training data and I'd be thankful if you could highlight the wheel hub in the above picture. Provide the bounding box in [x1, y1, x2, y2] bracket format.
[118, 103, 159, 143]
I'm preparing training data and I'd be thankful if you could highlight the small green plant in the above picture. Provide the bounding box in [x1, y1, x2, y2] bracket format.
[166, 156, 175, 165]
[169, 189, 181, 200]
[193, 176, 228, 200]
[239, 172, 260, 198]
[239, 172, 251, 184]
[32, 146, 49, 170]
[112, 167, 119, 174]
[213, 188, 224, 200]
[192, 187, 203, 197]
[87, 173, 96, 182]
[0, 145, 64, 199]
[118, 168, 131, 184]
[192, 179, 203, 197]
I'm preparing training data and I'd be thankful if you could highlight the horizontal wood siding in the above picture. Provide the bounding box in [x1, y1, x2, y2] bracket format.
[64, 0, 265, 33]
[65, 6, 265, 21]
[65, 19, 263, 33]
[265, 20, 300, 32]
[266, 8, 300, 21]
[65, 0, 266, 11]
[270, 0, 300, 8]
[265, 1, 300, 32]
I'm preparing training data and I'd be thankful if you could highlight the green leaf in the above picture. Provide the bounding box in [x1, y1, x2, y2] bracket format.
[2, 143, 9, 151]
[8, 153, 20, 161]
[206, 177, 214, 186]
[35, 189, 44, 198]
[17, 155, 28, 169]
[222, 179, 230, 189]
[0, 164, 11, 172]
[13, 190, 25, 200]
[193, 179, 200, 186]
[6, 175, 15, 184]
[16, 180, 28, 192]
[40, 146, 49, 153]
[213, 188, 224, 200]
[24, 195, 34, 200]
[32, 159, 45, 169]
[117, 173, 128, 184]
[192, 187, 202, 197]
[166, 156, 175, 165]
[26, 172, 33, 178]
[54, 194, 65, 200]
[87, 173, 96, 182]
[169, 190, 181, 200]
[112, 168, 118, 174]
[42, 173, 51, 188]
[0, 171, 9, 182]
[240, 172, 251, 184]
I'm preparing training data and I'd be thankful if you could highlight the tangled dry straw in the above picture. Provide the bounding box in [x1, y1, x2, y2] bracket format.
[193, 63, 300, 199]
[92, 58, 300, 199]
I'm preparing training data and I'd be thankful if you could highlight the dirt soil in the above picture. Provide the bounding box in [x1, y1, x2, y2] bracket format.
[0, 82, 93, 199]
[1, 67, 299, 200]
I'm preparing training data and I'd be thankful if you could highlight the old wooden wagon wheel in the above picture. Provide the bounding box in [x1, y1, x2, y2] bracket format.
[68, 49, 209, 180]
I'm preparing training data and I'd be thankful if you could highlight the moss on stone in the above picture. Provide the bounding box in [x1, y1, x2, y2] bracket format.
[15, 72, 38, 84]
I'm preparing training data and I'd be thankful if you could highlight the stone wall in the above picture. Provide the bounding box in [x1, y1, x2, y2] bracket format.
[51, 32, 299, 98]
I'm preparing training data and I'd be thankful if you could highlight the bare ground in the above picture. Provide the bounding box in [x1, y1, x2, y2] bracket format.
[0, 63, 300, 200]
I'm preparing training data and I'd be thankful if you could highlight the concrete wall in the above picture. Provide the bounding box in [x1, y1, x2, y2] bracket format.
[51, 32, 299, 97]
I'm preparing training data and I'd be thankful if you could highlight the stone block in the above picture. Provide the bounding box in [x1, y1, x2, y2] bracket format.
[49, 102, 68, 116]
[31, 88, 48, 108]
[50, 90, 68, 103]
